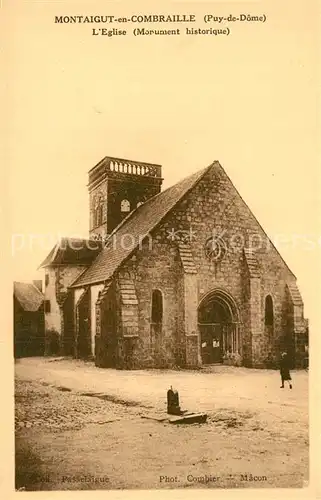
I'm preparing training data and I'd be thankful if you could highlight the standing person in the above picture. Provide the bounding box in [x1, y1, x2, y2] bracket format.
[280, 351, 292, 389]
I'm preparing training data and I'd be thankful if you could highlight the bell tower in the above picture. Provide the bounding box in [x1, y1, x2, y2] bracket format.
[88, 156, 163, 240]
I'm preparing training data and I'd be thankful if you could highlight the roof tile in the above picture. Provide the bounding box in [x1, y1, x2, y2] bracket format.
[14, 282, 44, 312]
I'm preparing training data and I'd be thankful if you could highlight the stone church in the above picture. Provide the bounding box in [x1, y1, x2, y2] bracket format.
[40, 156, 308, 369]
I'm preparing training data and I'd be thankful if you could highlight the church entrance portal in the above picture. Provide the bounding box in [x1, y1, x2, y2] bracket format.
[198, 290, 240, 365]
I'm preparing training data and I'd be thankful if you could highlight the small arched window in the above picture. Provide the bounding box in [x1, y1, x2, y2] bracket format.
[265, 295, 274, 326]
[121, 199, 131, 213]
[94, 195, 104, 227]
[97, 204, 103, 226]
[151, 289, 163, 324]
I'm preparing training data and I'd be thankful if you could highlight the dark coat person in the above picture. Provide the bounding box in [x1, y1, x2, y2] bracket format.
[280, 352, 292, 389]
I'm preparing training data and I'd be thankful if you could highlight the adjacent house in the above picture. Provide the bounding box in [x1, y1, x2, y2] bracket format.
[13, 281, 45, 358]
[39, 238, 102, 355]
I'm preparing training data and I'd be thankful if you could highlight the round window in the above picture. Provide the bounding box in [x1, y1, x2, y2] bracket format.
[204, 235, 227, 261]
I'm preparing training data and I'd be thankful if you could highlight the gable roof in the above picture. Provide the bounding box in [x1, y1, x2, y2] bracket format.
[71, 164, 212, 287]
[71, 159, 296, 288]
[14, 282, 44, 312]
[39, 237, 103, 268]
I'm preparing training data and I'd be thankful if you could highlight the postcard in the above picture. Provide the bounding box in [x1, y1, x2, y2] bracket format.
[4, 0, 320, 497]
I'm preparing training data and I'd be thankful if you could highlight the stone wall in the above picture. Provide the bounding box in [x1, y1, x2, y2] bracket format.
[118, 238, 181, 369]
[284, 283, 307, 368]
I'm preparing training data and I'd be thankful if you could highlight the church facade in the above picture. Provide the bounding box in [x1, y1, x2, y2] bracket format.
[40, 156, 308, 369]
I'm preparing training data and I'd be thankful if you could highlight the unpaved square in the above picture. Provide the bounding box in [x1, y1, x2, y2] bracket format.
[15, 358, 308, 490]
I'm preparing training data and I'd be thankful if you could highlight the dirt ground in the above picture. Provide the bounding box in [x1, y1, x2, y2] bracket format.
[15, 357, 309, 491]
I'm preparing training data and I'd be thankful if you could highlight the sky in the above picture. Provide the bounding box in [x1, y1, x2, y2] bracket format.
[5, 0, 320, 325]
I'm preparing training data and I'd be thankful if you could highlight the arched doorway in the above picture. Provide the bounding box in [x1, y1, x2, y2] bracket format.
[198, 289, 240, 364]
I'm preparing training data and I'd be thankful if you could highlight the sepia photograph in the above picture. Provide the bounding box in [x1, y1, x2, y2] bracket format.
[4, 0, 319, 496]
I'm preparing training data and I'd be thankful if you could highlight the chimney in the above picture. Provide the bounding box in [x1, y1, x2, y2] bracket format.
[33, 280, 43, 292]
